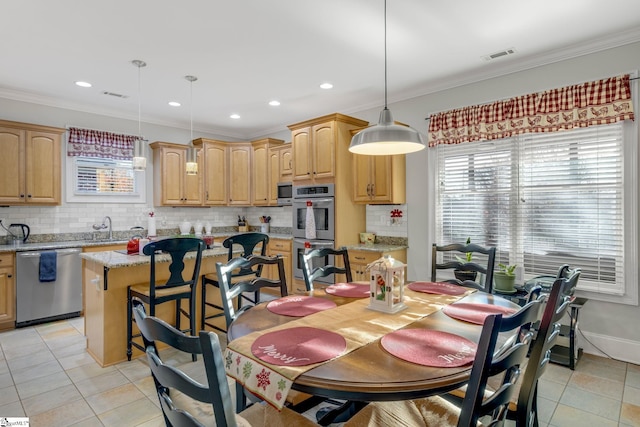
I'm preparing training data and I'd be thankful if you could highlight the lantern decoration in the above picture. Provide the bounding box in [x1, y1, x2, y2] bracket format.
[367, 255, 407, 313]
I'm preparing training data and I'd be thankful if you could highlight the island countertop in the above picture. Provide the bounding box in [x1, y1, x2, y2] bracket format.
[80, 245, 232, 268]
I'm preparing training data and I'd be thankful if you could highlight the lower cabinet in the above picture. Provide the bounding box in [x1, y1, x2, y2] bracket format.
[349, 248, 407, 282]
[0, 253, 16, 331]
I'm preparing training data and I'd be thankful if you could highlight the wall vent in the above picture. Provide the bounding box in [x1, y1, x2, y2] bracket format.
[101, 91, 129, 99]
[482, 47, 517, 61]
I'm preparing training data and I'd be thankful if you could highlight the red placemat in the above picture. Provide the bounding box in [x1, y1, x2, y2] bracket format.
[443, 303, 518, 325]
[381, 329, 477, 367]
[251, 326, 347, 366]
[325, 282, 370, 298]
[408, 281, 467, 296]
[266, 296, 337, 317]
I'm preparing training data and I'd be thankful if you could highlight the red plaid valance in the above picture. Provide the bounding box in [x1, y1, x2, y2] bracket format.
[428, 74, 635, 147]
[67, 127, 137, 160]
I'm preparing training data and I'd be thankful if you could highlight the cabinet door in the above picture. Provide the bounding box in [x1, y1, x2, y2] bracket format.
[161, 147, 186, 205]
[0, 127, 25, 204]
[353, 155, 373, 202]
[267, 239, 292, 293]
[228, 144, 251, 205]
[25, 131, 61, 204]
[0, 265, 15, 328]
[252, 143, 269, 205]
[312, 122, 335, 179]
[268, 147, 280, 205]
[183, 149, 203, 205]
[370, 156, 393, 202]
[349, 251, 381, 282]
[292, 128, 311, 181]
[280, 145, 292, 180]
[203, 142, 227, 205]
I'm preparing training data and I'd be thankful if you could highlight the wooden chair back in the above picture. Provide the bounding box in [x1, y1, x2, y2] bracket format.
[216, 255, 288, 328]
[301, 246, 352, 291]
[515, 268, 580, 427]
[457, 298, 542, 427]
[431, 242, 497, 293]
[142, 237, 204, 298]
[132, 299, 238, 427]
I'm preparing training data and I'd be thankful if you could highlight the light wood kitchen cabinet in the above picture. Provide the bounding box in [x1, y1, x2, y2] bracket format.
[269, 146, 280, 206]
[0, 120, 63, 205]
[353, 153, 406, 204]
[252, 138, 284, 206]
[228, 143, 251, 206]
[264, 238, 293, 294]
[0, 253, 15, 331]
[196, 139, 228, 206]
[150, 142, 202, 206]
[279, 144, 292, 180]
[348, 248, 407, 282]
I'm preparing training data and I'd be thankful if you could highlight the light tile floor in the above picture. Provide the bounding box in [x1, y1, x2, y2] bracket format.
[0, 317, 638, 426]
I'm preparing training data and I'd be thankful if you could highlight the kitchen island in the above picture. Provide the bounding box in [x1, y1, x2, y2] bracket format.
[81, 246, 233, 366]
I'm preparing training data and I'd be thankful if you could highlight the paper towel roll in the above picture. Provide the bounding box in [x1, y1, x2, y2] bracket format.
[305, 202, 316, 239]
[148, 217, 156, 237]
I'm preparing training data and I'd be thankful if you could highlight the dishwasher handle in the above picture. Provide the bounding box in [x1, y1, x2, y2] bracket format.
[18, 248, 81, 258]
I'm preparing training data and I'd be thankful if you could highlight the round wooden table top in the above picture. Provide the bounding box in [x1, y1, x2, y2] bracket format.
[227, 288, 520, 402]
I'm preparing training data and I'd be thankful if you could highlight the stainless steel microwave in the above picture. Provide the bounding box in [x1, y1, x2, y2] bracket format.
[277, 182, 293, 206]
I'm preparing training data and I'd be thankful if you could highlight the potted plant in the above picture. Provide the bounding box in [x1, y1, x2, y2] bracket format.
[494, 263, 517, 293]
[454, 237, 477, 282]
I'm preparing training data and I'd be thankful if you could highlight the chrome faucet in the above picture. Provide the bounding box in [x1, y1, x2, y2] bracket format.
[92, 216, 113, 240]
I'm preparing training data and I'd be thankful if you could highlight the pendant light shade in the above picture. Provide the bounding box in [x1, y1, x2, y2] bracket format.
[349, 0, 426, 156]
[185, 75, 198, 175]
[132, 59, 147, 170]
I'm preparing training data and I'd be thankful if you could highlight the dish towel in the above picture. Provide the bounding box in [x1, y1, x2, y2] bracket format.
[305, 201, 317, 239]
[39, 251, 57, 282]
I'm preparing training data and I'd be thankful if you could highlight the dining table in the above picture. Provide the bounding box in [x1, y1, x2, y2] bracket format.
[224, 281, 522, 409]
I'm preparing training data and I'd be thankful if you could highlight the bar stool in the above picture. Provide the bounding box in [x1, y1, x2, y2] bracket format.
[200, 232, 269, 332]
[127, 237, 204, 361]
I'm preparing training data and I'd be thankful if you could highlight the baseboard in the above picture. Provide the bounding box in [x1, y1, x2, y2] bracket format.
[579, 328, 640, 365]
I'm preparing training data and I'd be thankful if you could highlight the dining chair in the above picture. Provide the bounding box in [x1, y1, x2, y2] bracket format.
[509, 267, 581, 427]
[126, 237, 204, 362]
[431, 242, 497, 293]
[345, 298, 542, 427]
[301, 246, 352, 291]
[216, 254, 288, 329]
[131, 299, 317, 427]
[201, 232, 269, 333]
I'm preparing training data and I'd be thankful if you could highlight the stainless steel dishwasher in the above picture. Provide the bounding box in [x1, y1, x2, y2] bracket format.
[16, 247, 82, 327]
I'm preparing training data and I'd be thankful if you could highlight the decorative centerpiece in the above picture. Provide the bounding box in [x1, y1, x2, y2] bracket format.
[367, 255, 407, 313]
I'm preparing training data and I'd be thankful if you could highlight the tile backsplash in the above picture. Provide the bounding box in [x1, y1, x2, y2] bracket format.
[365, 204, 408, 238]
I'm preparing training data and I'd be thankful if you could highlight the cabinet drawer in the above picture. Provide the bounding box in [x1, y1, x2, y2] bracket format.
[349, 251, 382, 265]
[0, 253, 14, 267]
[269, 240, 291, 253]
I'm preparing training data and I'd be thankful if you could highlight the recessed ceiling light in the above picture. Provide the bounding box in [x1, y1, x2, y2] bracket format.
[168, 101, 181, 107]
[269, 100, 281, 106]
[230, 114, 241, 119]
[75, 81, 92, 88]
[320, 83, 333, 89]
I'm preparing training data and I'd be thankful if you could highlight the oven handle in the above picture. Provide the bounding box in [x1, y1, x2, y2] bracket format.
[294, 239, 334, 247]
[294, 198, 334, 204]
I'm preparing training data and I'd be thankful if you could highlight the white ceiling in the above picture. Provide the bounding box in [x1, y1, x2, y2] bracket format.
[2, 0, 639, 140]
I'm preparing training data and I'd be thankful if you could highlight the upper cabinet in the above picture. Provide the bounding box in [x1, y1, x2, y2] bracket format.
[150, 142, 202, 206]
[196, 139, 228, 206]
[0, 120, 64, 205]
[353, 154, 406, 204]
[279, 144, 292, 181]
[288, 113, 368, 184]
[251, 138, 284, 206]
[228, 143, 252, 206]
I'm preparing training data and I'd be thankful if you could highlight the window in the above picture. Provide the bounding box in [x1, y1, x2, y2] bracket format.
[435, 121, 637, 303]
[65, 156, 146, 203]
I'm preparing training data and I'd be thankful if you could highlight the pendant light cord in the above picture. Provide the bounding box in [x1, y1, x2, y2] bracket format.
[137, 65, 142, 139]
[384, 0, 388, 110]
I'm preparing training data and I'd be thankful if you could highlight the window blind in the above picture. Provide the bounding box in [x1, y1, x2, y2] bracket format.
[436, 122, 625, 296]
[75, 157, 136, 195]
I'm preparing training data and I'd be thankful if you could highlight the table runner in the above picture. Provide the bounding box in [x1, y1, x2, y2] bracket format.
[224, 287, 475, 409]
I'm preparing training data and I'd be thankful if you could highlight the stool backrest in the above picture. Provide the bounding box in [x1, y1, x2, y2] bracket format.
[142, 237, 205, 297]
[223, 232, 269, 277]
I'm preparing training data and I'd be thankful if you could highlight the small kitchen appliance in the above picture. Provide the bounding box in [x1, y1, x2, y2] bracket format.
[9, 223, 30, 244]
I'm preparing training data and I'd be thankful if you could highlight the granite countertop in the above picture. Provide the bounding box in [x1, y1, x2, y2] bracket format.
[343, 243, 409, 252]
[80, 245, 233, 269]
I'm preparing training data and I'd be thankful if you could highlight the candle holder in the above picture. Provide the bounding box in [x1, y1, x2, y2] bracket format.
[367, 255, 407, 313]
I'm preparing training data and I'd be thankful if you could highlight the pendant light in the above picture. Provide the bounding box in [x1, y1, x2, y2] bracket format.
[349, 0, 426, 156]
[131, 59, 147, 170]
[185, 75, 198, 175]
